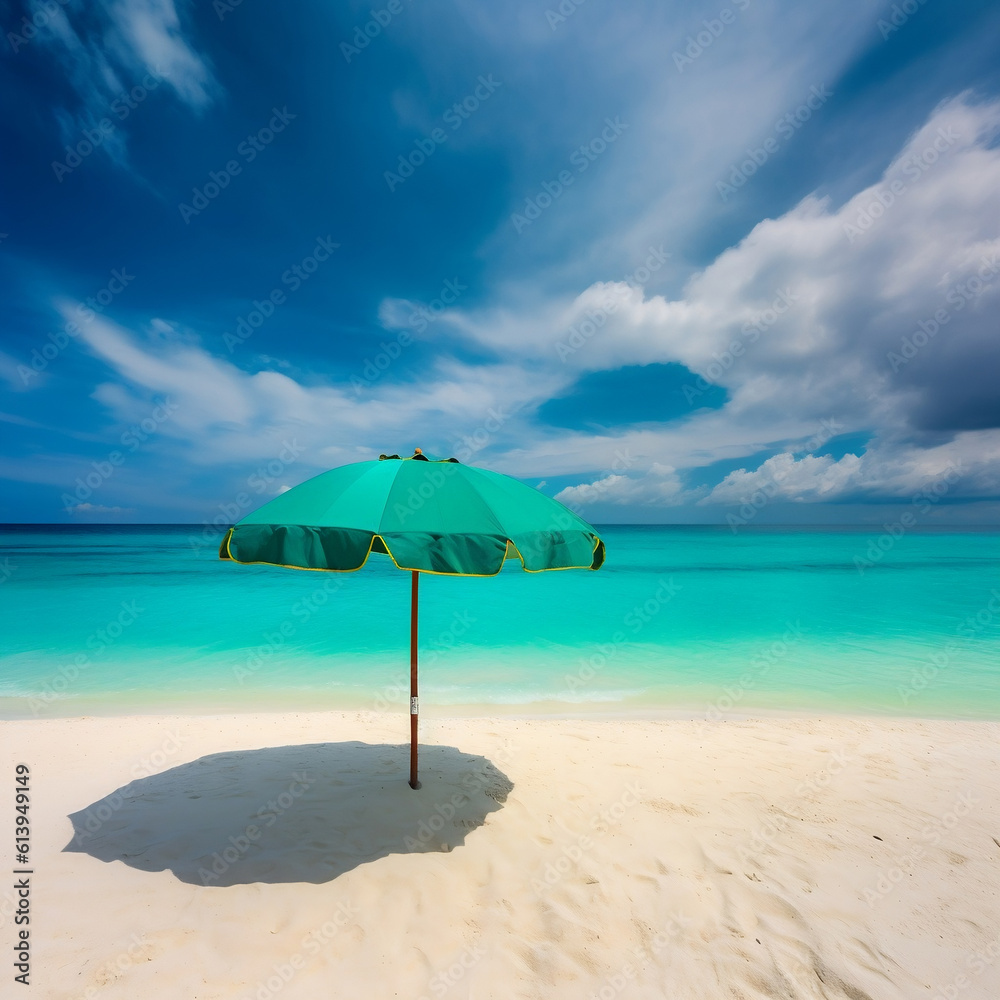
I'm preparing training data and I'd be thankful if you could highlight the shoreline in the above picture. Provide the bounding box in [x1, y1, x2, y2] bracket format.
[6, 693, 1000, 723]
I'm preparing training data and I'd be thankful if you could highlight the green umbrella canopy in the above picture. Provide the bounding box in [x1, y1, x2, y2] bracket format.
[220, 449, 604, 789]
[220, 451, 605, 576]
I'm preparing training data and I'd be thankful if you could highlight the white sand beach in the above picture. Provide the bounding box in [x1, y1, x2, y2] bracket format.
[5, 711, 1000, 1000]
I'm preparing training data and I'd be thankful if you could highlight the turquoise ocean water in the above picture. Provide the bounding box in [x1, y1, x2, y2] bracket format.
[0, 524, 998, 719]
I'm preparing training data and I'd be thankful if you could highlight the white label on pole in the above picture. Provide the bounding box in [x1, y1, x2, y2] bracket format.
[410, 697, 419, 715]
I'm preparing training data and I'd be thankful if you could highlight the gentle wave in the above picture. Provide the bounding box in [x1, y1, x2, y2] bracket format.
[1, 524, 998, 718]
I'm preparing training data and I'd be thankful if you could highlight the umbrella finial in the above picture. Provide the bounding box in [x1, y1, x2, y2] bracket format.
[414, 447, 422, 455]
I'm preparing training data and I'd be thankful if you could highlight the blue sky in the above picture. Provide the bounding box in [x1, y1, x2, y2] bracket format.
[1, 0, 999, 524]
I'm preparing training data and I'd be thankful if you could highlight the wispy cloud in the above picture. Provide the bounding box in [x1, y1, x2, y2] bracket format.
[36, 95, 1000, 513]
[104, 0, 215, 108]
[65, 501, 137, 516]
[35, 0, 217, 175]
[4, 1, 998, 521]
[442, 96, 1000, 501]
[64, 307, 567, 474]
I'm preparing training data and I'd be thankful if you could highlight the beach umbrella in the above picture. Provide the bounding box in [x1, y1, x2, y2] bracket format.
[220, 449, 605, 788]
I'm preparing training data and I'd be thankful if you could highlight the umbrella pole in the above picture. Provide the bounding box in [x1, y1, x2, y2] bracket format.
[409, 570, 421, 789]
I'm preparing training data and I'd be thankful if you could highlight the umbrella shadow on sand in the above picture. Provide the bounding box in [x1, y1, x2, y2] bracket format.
[64, 742, 513, 887]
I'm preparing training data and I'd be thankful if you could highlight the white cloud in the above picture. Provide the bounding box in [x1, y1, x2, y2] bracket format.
[702, 431, 1000, 505]
[0, 351, 41, 392]
[436, 95, 1000, 502]
[705, 452, 864, 504]
[555, 464, 689, 508]
[454, 96, 1000, 386]
[105, 0, 215, 109]
[23, 94, 1000, 516]
[64, 308, 570, 474]
[441, 0, 889, 293]
[37, 0, 216, 175]
[66, 502, 137, 515]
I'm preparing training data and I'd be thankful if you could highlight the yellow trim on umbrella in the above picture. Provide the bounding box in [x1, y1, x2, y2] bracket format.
[221, 526, 603, 576]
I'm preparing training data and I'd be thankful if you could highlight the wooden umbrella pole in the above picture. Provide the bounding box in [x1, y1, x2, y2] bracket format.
[409, 570, 421, 789]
